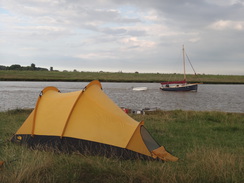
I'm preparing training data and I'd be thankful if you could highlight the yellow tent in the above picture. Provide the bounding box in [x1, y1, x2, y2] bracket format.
[11, 80, 178, 161]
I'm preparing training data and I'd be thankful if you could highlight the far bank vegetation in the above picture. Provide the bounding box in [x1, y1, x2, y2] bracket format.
[0, 63, 243, 84]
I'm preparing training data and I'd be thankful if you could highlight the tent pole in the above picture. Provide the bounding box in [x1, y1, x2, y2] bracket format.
[60, 90, 84, 139]
[31, 95, 42, 136]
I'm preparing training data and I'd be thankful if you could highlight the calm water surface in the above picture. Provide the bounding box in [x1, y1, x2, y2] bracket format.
[0, 81, 243, 113]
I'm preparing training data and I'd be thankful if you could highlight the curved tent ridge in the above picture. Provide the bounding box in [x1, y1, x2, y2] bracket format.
[41, 86, 60, 95]
[32, 87, 60, 136]
[60, 90, 84, 138]
[32, 86, 60, 136]
[85, 80, 102, 90]
[61, 80, 102, 138]
[32, 81, 103, 138]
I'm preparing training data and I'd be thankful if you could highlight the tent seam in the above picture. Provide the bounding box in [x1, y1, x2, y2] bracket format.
[31, 96, 42, 137]
[60, 89, 84, 138]
[60, 80, 102, 138]
[125, 121, 144, 149]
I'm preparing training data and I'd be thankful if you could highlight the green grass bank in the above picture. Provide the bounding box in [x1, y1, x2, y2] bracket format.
[0, 109, 243, 183]
[0, 70, 244, 84]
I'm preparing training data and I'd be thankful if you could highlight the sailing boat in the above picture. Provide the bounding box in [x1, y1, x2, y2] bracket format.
[160, 45, 199, 91]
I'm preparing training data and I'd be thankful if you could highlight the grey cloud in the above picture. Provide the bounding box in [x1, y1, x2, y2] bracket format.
[1, 0, 244, 74]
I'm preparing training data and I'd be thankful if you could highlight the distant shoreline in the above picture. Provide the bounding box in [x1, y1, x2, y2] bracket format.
[0, 78, 243, 84]
[0, 70, 243, 84]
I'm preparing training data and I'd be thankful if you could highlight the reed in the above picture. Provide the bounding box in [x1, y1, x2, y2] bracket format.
[0, 70, 243, 84]
[0, 109, 243, 183]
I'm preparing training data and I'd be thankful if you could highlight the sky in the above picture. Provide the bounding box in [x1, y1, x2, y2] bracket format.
[1, 0, 244, 75]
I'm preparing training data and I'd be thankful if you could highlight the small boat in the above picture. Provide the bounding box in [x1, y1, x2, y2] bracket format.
[160, 45, 200, 92]
[132, 87, 148, 91]
[160, 81, 198, 91]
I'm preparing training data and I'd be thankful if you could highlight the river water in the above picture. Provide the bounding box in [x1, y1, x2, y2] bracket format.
[0, 81, 243, 113]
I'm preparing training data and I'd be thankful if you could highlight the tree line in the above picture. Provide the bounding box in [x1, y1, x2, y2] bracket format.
[0, 63, 50, 71]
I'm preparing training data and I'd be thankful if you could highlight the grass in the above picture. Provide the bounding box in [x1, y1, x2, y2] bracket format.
[0, 109, 244, 183]
[0, 70, 244, 84]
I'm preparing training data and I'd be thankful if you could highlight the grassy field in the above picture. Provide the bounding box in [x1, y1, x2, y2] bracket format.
[0, 109, 243, 183]
[0, 70, 244, 84]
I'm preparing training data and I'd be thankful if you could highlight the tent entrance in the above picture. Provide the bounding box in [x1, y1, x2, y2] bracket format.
[140, 126, 160, 151]
[140, 126, 179, 162]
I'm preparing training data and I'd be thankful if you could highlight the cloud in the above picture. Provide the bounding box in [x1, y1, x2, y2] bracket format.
[0, 0, 244, 74]
[75, 52, 117, 60]
[119, 37, 156, 50]
[208, 20, 244, 30]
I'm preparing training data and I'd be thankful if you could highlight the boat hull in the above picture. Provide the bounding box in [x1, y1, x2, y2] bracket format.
[160, 84, 198, 91]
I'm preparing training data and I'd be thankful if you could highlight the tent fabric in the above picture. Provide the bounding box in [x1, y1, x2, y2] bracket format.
[11, 80, 178, 161]
[152, 146, 179, 161]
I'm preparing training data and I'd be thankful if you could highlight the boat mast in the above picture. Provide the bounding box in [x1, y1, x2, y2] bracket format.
[182, 45, 186, 81]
